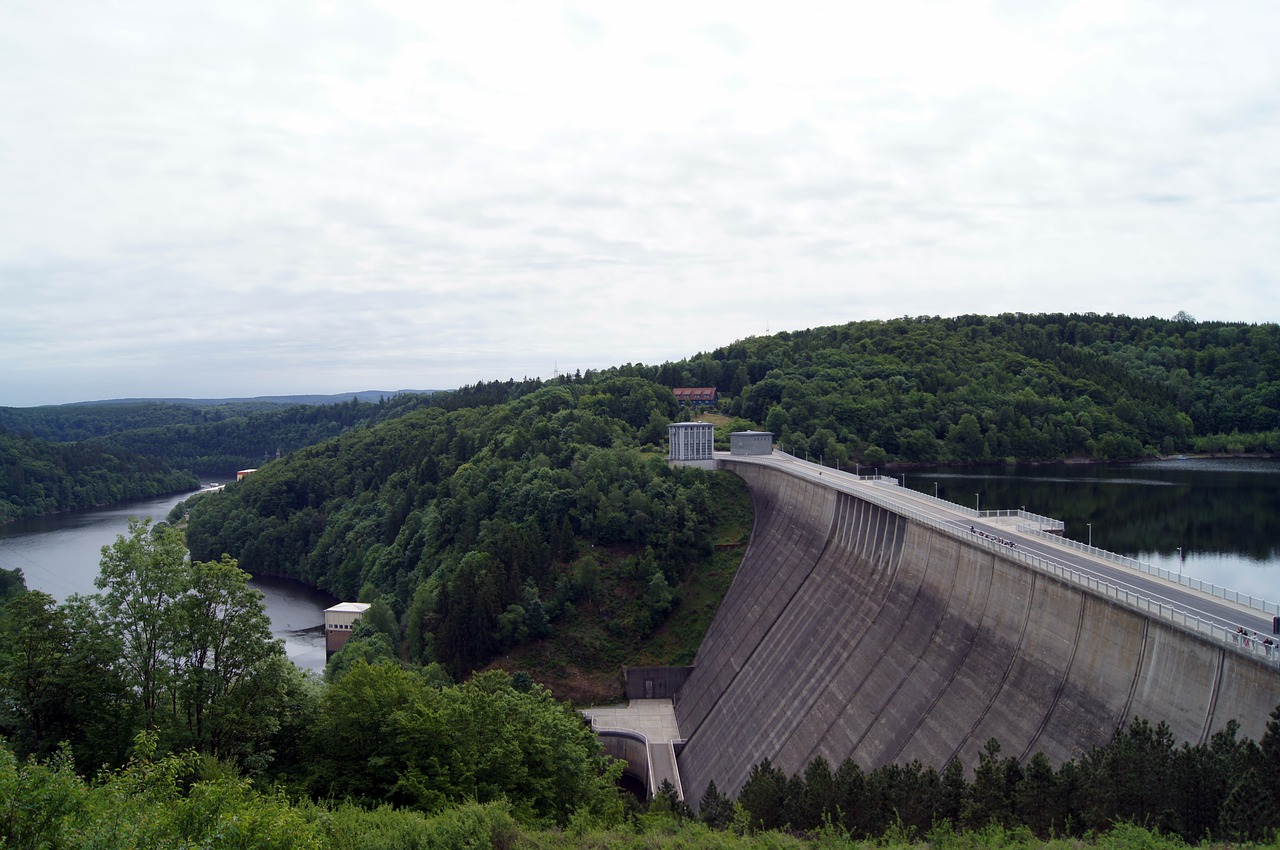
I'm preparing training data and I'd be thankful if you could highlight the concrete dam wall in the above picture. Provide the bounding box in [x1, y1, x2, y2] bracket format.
[673, 459, 1280, 802]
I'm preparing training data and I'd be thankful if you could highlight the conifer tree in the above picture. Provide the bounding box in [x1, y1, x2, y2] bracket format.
[699, 780, 734, 830]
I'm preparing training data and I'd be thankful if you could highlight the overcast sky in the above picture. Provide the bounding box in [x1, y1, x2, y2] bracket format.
[2, 1, 1277, 407]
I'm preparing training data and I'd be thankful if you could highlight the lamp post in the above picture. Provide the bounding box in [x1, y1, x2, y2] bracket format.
[1087, 523, 1092, 548]
[1176, 547, 1183, 575]
[974, 493, 980, 513]
[935, 481, 939, 499]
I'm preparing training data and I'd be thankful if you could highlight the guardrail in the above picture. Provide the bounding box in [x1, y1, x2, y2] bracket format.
[866, 476, 1065, 531]
[1015, 524, 1280, 618]
[986, 508, 1064, 531]
[586, 719, 687, 801]
[587, 722, 657, 796]
[739, 453, 1279, 667]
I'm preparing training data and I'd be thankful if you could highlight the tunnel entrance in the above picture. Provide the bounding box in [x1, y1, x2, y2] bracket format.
[616, 772, 646, 803]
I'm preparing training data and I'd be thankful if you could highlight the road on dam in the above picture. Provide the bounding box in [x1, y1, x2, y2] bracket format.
[750, 452, 1276, 643]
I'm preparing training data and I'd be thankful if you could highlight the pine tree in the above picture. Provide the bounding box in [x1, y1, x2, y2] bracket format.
[699, 780, 734, 830]
[1219, 767, 1271, 842]
[738, 758, 788, 831]
[964, 738, 1013, 829]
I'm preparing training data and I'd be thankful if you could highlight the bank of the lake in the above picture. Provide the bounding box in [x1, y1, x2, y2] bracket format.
[0, 486, 335, 672]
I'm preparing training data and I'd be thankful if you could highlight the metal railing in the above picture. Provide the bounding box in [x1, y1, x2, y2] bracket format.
[870, 478, 1065, 531]
[986, 508, 1064, 531]
[741, 453, 1279, 667]
[585, 719, 687, 801]
[1015, 525, 1280, 618]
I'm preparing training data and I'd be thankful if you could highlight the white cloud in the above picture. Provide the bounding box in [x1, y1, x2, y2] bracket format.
[1, 0, 1277, 405]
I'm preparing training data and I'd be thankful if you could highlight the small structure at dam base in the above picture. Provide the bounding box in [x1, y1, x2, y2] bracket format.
[324, 601, 371, 658]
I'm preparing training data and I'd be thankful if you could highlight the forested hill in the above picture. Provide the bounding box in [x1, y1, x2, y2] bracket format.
[7, 312, 1278, 524]
[0, 392, 432, 442]
[186, 378, 749, 691]
[602, 313, 1280, 463]
[0, 433, 199, 523]
[0, 395, 440, 521]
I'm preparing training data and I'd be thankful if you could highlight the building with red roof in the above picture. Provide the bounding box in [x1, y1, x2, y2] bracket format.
[672, 387, 717, 406]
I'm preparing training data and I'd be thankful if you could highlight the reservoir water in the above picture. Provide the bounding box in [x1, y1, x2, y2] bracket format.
[0, 486, 335, 673]
[903, 457, 1280, 601]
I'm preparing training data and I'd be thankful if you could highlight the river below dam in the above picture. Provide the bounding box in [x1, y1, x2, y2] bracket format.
[0, 486, 336, 673]
[0, 456, 1277, 674]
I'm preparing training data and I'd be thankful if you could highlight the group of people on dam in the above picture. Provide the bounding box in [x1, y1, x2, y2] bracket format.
[970, 526, 1017, 548]
[1235, 625, 1276, 656]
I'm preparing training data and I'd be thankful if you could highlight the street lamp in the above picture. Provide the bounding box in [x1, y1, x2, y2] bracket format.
[934, 481, 939, 499]
[974, 493, 980, 513]
[1176, 547, 1183, 575]
[1087, 523, 1093, 548]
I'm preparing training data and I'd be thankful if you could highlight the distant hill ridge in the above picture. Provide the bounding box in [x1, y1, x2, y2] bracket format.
[62, 390, 440, 408]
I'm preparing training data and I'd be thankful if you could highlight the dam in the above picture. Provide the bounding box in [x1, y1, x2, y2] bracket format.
[597, 450, 1280, 804]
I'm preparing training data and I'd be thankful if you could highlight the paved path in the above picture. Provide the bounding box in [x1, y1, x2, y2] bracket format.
[582, 699, 684, 799]
[582, 699, 682, 741]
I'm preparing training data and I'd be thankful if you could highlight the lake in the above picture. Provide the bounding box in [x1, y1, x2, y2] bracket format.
[0, 486, 336, 673]
[902, 456, 1280, 601]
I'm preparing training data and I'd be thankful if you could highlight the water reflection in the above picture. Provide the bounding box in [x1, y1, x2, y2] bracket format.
[250, 575, 334, 673]
[907, 457, 1280, 599]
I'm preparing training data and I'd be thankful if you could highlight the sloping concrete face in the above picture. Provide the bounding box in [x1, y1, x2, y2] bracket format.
[674, 461, 1280, 804]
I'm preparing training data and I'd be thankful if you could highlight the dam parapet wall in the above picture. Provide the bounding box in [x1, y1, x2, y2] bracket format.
[674, 457, 1280, 803]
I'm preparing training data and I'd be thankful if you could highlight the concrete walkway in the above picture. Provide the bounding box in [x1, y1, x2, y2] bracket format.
[582, 700, 685, 799]
[583, 698, 683, 741]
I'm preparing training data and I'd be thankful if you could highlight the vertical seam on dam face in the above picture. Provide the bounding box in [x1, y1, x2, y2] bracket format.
[948, 550, 1032, 767]
[1201, 650, 1225, 745]
[1022, 586, 1088, 761]
[675, 460, 1280, 803]
[674, 462, 836, 746]
[1120, 618, 1150, 730]
[884, 535, 998, 766]
[785, 505, 914, 769]
[740, 495, 900, 780]
[842, 521, 951, 759]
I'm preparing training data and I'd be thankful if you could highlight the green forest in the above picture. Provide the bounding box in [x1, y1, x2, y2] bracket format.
[0, 433, 199, 523]
[2, 313, 1280, 846]
[4, 525, 1280, 849]
[0, 395, 432, 521]
[182, 378, 746, 696]
[604, 313, 1280, 464]
[4, 313, 1279, 523]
